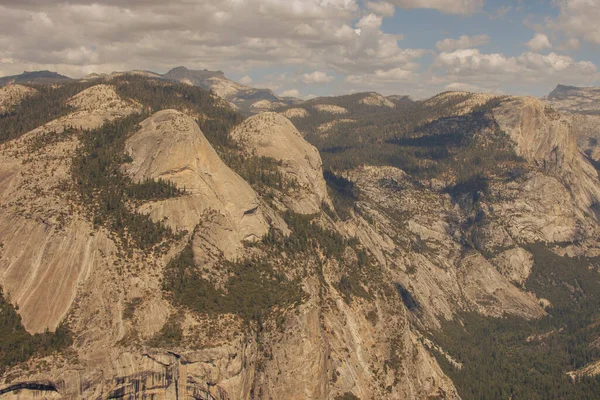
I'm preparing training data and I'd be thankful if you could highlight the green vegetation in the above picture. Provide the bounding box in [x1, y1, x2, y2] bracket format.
[162, 211, 378, 323]
[70, 76, 250, 254]
[272, 212, 377, 303]
[72, 114, 181, 252]
[0, 287, 72, 375]
[323, 170, 359, 221]
[221, 153, 297, 201]
[125, 178, 183, 201]
[112, 75, 243, 146]
[433, 244, 600, 399]
[0, 82, 95, 143]
[122, 297, 143, 320]
[148, 313, 184, 348]
[289, 97, 525, 191]
[334, 393, 361, 400]
[162, 241, 304, 322]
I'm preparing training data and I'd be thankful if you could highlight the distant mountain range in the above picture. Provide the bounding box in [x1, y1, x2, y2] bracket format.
[0, 70, 71, 86]
[544, 84, 600, 115]
[0, 67, 410, 115]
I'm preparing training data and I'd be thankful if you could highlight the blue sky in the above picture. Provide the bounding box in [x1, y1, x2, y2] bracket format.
[0, 0, 598, 99]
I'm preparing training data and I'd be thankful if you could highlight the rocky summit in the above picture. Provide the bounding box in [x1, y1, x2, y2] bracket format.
[1, 72, 600, 400]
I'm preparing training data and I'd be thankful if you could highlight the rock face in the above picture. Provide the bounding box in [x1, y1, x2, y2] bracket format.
[495, 96, 600, 222]
[230, 112, 331, 214]
[545, 84, 600, 114]
[281, 107, 309, 119]
[4, 79, 600, 399]
[346, 165, 545, 327]
[313, 104, 348, 115]
[162, 66, 299, 114]
[359, 93, 395, 108]
[0, 84, 140, 333]
[544, 84, 600, 168]
[495, 97, 578, 172]
[423, 91, 498, 117]
[124, 109, 270, 258]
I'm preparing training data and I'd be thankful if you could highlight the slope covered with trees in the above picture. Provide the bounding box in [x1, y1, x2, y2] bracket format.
[433, 244, 600, 399]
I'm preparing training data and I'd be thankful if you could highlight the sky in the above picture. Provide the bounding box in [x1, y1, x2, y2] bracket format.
[0, 0, 599, 99]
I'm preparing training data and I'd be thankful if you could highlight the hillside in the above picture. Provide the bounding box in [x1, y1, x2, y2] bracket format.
[546, 84, 600, 115]
[544, 84, 600, 167]
[0, 79, 600, 399]
[162, 66, 301, 114]
[0, 71, 71, 87]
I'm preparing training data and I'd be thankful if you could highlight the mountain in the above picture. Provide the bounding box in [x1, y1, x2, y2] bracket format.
[1, 76, 600, 399]
[0, 70, 71, 87]
[0, 67, 299, 115]
[162, 66, 300, 114]
[544, 84, 600, 166]
[545, 84, 600, 115]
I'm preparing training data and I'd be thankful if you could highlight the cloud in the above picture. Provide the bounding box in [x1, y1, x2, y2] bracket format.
[366, 1, 396, 17]
[488, 5, 512, 19]
[238, 75, 253, 85]
[0, 1, 424, 83]
[550, 0, 600, 45]
[387, 0, 484, 15]
[0, 0, 595, 99]
[301, 71, 335, 84]
[526, 33, 552, 52]
[281, 89, 300, 97]
[433, 48, 598, 87]
[436, 34, 489, 52]
[559, 37, 581, 50]
[346, 67, 418, 85]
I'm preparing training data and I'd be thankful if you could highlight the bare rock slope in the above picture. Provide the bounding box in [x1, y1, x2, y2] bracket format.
[0, 84, 140, 333]
[124, 109, 270, 258]
[230, 112, 331, 214]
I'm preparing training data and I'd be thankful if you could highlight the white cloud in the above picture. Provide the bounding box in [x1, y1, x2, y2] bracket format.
[301, 71, 335, 84]
[436, 34, 489, 52]
[366, 1, 396, 17]
[526, 33, 552, 52]
[346, 67, 418, 85]
[281, 89, 300, 97]
[551, 0, 600, 45]
[433, 48, 598, 87]
[0, 1, 424, 82]
[387, 0, 484, 15]
[0, 0, 595, 99]
[239, 75, 253, 85]
[559, 37, 581, 50]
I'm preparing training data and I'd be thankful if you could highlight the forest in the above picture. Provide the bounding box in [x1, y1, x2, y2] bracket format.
[161, 210, 378, 326]
[290, 96, 525, 194]
[0, 81, 96, 143]
[433, 244, 600, 399]
[0, 287, 71, 376]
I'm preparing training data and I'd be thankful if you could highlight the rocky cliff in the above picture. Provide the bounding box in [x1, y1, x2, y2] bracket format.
[230, 112, 331, 214]
[1, 78, 600, 399]
[0, 81, 458, 399]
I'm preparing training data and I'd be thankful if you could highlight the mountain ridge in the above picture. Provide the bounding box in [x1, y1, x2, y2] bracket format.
[1, 74, 600, 399]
